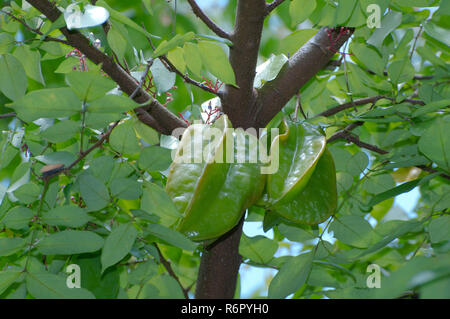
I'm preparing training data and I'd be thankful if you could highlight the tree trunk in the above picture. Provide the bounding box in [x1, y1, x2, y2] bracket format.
[194, 219, 244, 298]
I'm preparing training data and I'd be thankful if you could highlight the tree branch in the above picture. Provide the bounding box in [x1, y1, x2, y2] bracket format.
[328, 122, 450, 180]
[265, 0, 286, 16]
[222, 0, 266, 129]
[26, 0, 186, 135]
[316, 95, 425, 118]
[66, 121, 119, 170]
[0, 112, 16, 119]
[254, 27, 354, 128]
[186, 0, 231, 40]
[328, 128, 388, 154]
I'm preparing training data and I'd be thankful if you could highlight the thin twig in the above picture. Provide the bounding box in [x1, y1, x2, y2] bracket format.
[265, 0, 286, 16]
[328, 123, 450, 180]
[0, 112, 16, 119]
[153, 243, 190, 299]
[315, 96, 425, 118]
[365, 68, 433, 80]
[0, 9, 69, 45]
[66, 121, 119, 171]
[186, 0, 231, 40]
[130, 59, 153, 100]
[142, 24, 222, 97]
[410, 24, 424, 60]
[328, 130, 389, 154]
[160, 56, 223, 97]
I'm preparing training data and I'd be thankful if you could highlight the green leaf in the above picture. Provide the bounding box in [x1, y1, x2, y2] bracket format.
[66, 70, 117, 102]
[74, 254, 121, 299]
[2, 206, 34, 230]
[330, 215, 378, 248]
[254, 54, 288, 88]
[26, 272, 95, 299]
[428, 215, 450, 243]
[101, 223, 138, 273]
[142, 0, 154, 15]
[277, 223, 316, 242]
[145, 223, 197, 251]
[412, 99, 450, 118]
[41, 120, 80, 143]
[140, 182, 181, 227]
[153, 32, 195, 58]
[418, 117, 450, 172]
[35, 151, 76, 167]
[333, 0, 358, 26]
[88, 156, 114, 184]
[142, 274, 184, 299]
[351, 41, 385, 76]
[8, 88, 81, 122]
[268, 253, 313, 298]
[109, 178, 142, 200]
[239, 234, 278, 264]
[13, 182, 41, 204]
[0, 271, 22, 296]
[88, 94, 138, 114]
[78, 174, 110, 211]
[41, 206, 90, 228]
[138, 146, 172, 172]
[128, 259, 157, 285]
[0, 53, 27, 101]
[13, 45, 45, 85]
[37, 230, 104, 255]
[387, 59, 415, 84]
[198, 41, 236, 86]
[346, 152, 369, 176]
[375, 256, 449, 298]
[423, 21, 450, 47]
[134, 119, 159, 145]
[150, 58, 176, 94]
[0, 237, 27, 257]
[109, 119, 141, 156]
[167, 47, 186, 74]
[0, 33, 15, 54]
[97, 0, 159, 39]
[183, 42, 202, 77]
[290, 0, 317, 26]
[367, 11, 402, 48]
[277, 29, 317, 56]
[107, 23, 127, 62]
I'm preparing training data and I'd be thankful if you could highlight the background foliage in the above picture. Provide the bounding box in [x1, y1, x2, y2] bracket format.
[0, 0, 449, 299]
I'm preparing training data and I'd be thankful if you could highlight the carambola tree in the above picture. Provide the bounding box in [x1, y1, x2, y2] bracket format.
[0, 0, 449, 299]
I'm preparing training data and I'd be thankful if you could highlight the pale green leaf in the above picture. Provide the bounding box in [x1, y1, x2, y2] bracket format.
[78, 174, 110, 211]
[8, 88, 81, 122]
[37, 230, 104, 255]
[198, 41, 236, 86]
[41, 206, 90, 228]
[101, 223, 138, 273]
[26, 272, 95, 299]
[268, 253, 313, 298]
[0, 53, 27, 101]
